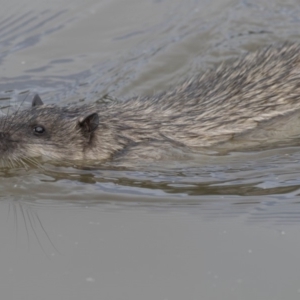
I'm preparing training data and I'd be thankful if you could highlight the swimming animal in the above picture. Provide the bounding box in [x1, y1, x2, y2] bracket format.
[1, 43, 300, 166]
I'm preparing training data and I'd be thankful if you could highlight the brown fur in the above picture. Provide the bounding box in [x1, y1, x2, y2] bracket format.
[1, 43, 300, 166]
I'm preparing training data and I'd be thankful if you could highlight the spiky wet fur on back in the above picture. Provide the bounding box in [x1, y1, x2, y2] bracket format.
[1, 42, 300, 165]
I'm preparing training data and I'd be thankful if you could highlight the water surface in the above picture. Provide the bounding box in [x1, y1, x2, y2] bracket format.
[1, 0, 300, 299]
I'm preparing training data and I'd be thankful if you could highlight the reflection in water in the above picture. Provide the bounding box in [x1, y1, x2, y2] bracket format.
[2, 146, 300, 233]
[2, 144, 300, 200]
[29, 146, 300, 198]
[3, 181, 300, 234]
[5, 198, 58, 255]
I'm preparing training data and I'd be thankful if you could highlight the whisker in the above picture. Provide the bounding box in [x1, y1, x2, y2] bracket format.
[34, 210, 60, 254]
[19, 158, 29, 170]
[26, 208, 49, 257]
[19, 202, 30, 247]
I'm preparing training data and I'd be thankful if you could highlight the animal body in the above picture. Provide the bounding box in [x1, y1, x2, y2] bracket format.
[1, 43, 300, 166]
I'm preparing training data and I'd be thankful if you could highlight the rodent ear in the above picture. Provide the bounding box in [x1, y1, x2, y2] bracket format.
[32, 94, 44, 107]
[78, 113, 99, 132]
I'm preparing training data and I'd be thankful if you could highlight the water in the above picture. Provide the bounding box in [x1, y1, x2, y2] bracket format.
[1, 0, 300, 299]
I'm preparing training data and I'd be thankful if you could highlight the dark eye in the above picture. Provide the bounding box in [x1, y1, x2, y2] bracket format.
[33, 125, 45, 134]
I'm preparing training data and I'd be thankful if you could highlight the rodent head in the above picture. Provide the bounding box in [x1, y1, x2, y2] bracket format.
[0, 94, 100, 167]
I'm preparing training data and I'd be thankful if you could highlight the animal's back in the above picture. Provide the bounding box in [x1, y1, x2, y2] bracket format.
[1, 43, 300, 166]
[115, 43, 300, 148]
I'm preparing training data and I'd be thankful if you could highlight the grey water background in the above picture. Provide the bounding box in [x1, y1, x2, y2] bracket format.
[1, 0, 300, 299]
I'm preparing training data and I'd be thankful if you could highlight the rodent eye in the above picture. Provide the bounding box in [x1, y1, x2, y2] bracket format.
[33, 125, 45, 134]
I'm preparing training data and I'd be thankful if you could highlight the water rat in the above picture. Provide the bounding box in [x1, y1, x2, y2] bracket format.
[2, 43, 300, 167]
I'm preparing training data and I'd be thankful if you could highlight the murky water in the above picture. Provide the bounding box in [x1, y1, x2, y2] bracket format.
[2, 0, 300, 299]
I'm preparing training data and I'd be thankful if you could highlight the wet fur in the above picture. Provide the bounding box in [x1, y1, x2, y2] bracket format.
[1, 43, 300, 166]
